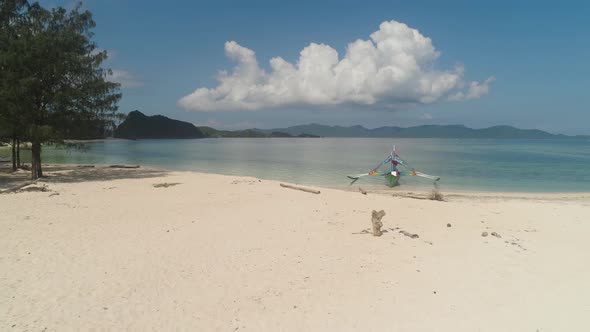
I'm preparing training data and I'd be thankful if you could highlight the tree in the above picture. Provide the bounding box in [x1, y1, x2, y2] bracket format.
[0, 1, 121, 179]
[0, 0, 28, 171]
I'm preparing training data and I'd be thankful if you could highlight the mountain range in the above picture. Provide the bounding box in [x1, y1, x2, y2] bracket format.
[262, 124, 589, 139]
[114, 111, 588, 140]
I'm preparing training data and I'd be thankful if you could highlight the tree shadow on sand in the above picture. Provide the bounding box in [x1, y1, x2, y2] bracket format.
[0, 164, 169, 190]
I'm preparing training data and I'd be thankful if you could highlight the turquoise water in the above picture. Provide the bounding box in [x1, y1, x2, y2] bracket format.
[35, 138, 590, 192]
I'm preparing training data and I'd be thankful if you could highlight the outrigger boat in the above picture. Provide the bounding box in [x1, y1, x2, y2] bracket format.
[347, 145, 440, 187]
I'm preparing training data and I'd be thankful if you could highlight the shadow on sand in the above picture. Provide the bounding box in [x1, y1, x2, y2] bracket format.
[0, 164, 169, 190]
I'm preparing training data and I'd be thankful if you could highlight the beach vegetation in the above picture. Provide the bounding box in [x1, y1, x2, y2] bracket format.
[0, 0, 121, 179]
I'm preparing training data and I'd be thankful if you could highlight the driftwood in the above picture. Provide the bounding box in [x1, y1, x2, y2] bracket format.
[359, 187, 367, 195]
[399, 230, 419, 239]
[371, 210, 386, 236]
[153, 182, 181, 188]
[279, 183, 320, 194]
[108, 165, 140, 169]
[0, 181, 37, 194]
[19, 184, 49, 192]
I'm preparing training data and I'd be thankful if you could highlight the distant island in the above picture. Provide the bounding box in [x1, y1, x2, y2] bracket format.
[197, 126, 320, 138]
[114, 111, 319, 139]
[114, 111, 206, 139]
[264, 124, 590, 139]
[114, 111, 588, 140]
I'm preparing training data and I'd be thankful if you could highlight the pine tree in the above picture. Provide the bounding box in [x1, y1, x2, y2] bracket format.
[0, 1, 121, 179]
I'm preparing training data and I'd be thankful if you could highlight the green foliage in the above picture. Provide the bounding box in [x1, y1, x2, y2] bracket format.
[0, 1, 121, 178]
[1, 1, 121, 139]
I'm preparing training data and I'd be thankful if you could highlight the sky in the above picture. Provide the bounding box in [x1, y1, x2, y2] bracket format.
[40, 0, 590, 134]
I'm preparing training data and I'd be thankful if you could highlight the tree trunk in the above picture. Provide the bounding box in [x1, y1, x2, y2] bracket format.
[16, 137, 21, 167]
[371, 210, 386, 236]
[31, 142, 43, 179]
[11, 136, 17, 172]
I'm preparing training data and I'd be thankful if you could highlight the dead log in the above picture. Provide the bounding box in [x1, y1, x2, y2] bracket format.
[279, 183, 320, 194]
[108, 165, 140, 169]
[153, 182, 181, 188]
[0, 181, 37, 194]
[399, 230, 419, 239]
[371, 210, 386, 236]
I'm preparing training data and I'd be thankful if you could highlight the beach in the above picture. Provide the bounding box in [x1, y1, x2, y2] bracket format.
[1, 165, 590, 331]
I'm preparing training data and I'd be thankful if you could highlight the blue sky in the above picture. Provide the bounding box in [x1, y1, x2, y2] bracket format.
[41, 0, 590, 134]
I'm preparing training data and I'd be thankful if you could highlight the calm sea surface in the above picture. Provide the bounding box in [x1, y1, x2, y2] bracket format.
[30, 138, 590, 192]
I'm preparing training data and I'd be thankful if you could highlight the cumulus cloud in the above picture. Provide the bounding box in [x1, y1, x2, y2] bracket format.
[108, 69, 143, 89]
[179, 20, 493, 112]
[449, 76, 495, 101]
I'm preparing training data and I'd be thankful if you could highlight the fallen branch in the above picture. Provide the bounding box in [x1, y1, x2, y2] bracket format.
[19, 184, 49, 193]
[153, 182, 181, 188]
[279, 183, 320, 194]
[108, 165, 140, 169]
[0, 181, 37, 194]
[399, 230, 420, 239]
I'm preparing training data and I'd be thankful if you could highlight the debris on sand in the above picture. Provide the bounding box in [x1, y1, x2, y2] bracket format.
[399, 230, 419, 239]
[371, 210, 386, 236]
[481, 232, 489, 237]
[153, 182, 181, 188]
[108, 164, 140, 169]
[1, 182, 51, 194]
[20, 185, 49, 192]
[280, 183, 320, 194]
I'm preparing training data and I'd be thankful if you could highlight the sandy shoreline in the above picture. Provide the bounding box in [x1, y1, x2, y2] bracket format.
[1, 165, 590, 331]
[2, 163, 589, 199]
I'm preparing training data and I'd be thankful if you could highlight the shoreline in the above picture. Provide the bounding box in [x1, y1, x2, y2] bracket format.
[2, 162, 589, 330]
[2, 163, 590, 200]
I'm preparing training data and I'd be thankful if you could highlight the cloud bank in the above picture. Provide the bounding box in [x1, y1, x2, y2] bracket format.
[179, 20, 493, 112]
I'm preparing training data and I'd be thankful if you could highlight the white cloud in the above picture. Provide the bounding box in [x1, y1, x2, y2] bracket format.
[108, 69, 143, 89]
[178, 20, 493, 112]
[449, 76, 496, 101]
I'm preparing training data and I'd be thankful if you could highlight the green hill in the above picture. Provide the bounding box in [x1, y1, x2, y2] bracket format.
[114, 111, 206, 139]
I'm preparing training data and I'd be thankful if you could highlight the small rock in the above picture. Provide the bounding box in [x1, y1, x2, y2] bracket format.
[491, 232, 502, 238]
[447, 223, 452, 227]
[481, 232, 489, 237]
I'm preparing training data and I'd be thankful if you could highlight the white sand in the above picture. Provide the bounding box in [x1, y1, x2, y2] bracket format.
[1, 168, 590, 331]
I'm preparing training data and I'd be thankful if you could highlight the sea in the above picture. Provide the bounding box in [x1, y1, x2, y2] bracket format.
[16, 138, 590, 192]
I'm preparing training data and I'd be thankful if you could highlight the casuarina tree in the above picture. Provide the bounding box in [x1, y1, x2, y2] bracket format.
[0, 1, 121, 179]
